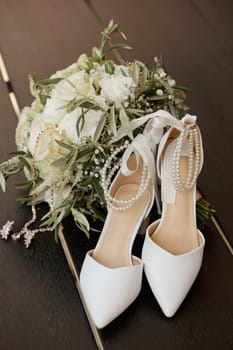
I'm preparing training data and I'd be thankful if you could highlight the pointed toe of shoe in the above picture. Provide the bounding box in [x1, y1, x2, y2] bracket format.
[86, 307, 113, 330]
[142, 225, 205, 317]
[80, 251, 143, 328]
[152, 291, 184, 318]
[160, 304, 177, 318]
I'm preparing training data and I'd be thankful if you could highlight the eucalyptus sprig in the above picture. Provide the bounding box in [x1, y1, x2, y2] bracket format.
[92, 19, 131, 68]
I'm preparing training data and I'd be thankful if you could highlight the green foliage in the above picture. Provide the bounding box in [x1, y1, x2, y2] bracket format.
[30, 73, 63, 104]
[0, 19, 213, 243]
[196, 198, 215, 229]
[92, 19, 131, 65]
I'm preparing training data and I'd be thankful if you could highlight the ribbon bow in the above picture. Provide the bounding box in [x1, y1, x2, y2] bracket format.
[112, 110, 197, 214]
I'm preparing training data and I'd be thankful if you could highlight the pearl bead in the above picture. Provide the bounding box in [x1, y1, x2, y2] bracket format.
[172, 125, 201, 192]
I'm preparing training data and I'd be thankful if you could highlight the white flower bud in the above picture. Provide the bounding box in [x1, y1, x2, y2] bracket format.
[157, 68, 166, 78]
[168, 79, 176, 87]
[77, 53, 93, 72]
[156, 89, 163, 96]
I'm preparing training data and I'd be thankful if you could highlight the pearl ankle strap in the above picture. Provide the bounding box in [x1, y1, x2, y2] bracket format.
[172, 124, 201, 192]
[100, 141, 151, 211]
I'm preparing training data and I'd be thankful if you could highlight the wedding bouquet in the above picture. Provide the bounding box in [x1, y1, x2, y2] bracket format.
[0, 20, 213, 247]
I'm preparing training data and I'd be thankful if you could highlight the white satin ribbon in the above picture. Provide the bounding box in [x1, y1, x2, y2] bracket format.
[112, 109, 197, 215]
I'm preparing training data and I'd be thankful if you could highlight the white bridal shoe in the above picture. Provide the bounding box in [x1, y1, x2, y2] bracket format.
[142, 112, 205, 317]
[80, 135, 157, 328]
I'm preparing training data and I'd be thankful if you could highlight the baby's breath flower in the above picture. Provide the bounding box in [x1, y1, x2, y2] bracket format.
[156, 89, 164, 96]
[168, 79, 176, 87]
[157, 68, 166, 78]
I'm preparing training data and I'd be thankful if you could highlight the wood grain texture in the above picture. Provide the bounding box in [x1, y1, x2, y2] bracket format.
[91, 0, 233, 242]
[0, 1, 233, 349]
[0, 0, 100, 107]
[0, 28, 96, 350]
[63, 217, 233, 349]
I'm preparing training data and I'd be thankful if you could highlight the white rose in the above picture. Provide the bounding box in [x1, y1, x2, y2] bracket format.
[58, 110, 80, 144]
[50, 62, 78, 79]
[58, 108, 102, 143]
[15, 106, 35, 152]
[44, 186, 72, 209]
[89, 91, 108, 111]
[28, 114, 48, 160]
[40, 96, 66, 125]
[38, 157, 72, 183]
[51, 71, 94, 102]
[81, 109, 103, 138]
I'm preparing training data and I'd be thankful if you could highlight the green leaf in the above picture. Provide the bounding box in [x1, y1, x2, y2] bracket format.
[71, 99, 100, 113]
[160, 80, 172, 93]
[148, 94, 168, 101]
[120, 68, 127, 77]
[119, 31, 127, 40]
[109, 106, 117, 136]
[76, 154, 92, 163]
[109, 23, 119, 35]
[66, 148, 78, 168]
[3, 165, 22, 176]
[168, 101, 177, 118]
[76, 146, 95, 162]
[18, 156, 31, 171]
[105, 44, 132, 53]
[15, 180, 32, 191]
[104, 60, 115, 74]
[175, 85, 190, 92]
[119, 108, 133, 140]
[71, 208, 90, 238]
[16, 195, 33, 205]
[29, 179, 46, 196]
[126, 108, 144, 117]
[141, 64, 148, 89]
[76, 109, 87, 137]
[9, 151, 27, 156]
[55, 139, 74, 151]
[133, 61, 140, 84]
[93, 113, 107, 143]
[0, 171, 6, 192]
[39, 93, 48, 105]
[54, 206, 70, 227]
[40, 215, 55, 227]
[59, 97, 101, 113]
[36, 78, 63, 86]
[29, 72, 39, 84]
[92, 178, 105, 203]
[51, 157, 68, 167]
[107, 19, 114, 29]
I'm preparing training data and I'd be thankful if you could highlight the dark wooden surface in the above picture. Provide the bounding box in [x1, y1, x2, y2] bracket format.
[64, 219, 233, 350]
[0, 1, 233, 349]
[1, 0, 232, 241]
[0, 77, 96, 350]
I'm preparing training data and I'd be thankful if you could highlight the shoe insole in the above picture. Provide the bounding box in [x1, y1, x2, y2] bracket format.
[93, 184, 150, 268]
[152, 150, 200, 255]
